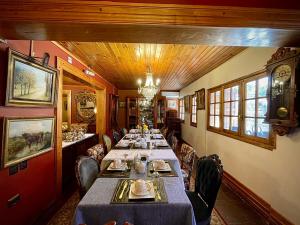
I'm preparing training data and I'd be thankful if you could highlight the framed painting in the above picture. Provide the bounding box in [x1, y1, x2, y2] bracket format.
[184, 95, 190, 111]
[6, 49, 57, 106]
[196, 88, 205, 110]
[2, 117, 55, 168]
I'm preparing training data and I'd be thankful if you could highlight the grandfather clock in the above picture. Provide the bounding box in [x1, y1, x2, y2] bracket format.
[266, 47, 300, 136]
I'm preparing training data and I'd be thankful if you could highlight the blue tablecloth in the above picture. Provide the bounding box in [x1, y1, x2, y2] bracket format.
[73, 177, 196, 225]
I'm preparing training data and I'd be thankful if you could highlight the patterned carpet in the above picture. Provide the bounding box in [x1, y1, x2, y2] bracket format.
[47, 190, 227, 225]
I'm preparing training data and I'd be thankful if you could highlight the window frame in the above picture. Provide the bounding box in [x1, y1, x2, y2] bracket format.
[207, 70, 276, 150]
[179, 98, 185, 122]
[190, 94, 197, 127]
[222, 81, 241, 135]
[207, 87, 222, 130]
[241, 73, 272, 145]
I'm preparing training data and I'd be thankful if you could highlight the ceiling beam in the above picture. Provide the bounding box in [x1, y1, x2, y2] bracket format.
[0, 1, 300, 46]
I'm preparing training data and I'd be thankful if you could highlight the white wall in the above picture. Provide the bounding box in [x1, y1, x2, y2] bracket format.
[180, 47, 300, 224]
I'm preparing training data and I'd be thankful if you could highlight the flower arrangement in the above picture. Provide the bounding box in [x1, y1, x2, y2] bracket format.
[143, 124, 148, 131]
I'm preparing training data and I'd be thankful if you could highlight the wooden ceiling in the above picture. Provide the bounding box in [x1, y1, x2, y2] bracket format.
[58, 42, 245, 90]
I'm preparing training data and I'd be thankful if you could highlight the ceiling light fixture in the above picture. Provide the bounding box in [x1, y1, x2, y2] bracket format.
[138, 66, 160, 100]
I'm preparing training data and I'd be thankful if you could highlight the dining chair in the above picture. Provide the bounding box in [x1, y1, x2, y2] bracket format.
[112, 129, 122, 144]
[75, 156, 100, 198]
[166, 130, 175, 146]
[121, 127, 128, 137]
[87, 144, 105, 165]
[161, 126, 168, 137]
[179, 143, 195, 190]
[102, 134, 112, 154]
[171, 135, 178, 153]
[186, 155, 223, 225]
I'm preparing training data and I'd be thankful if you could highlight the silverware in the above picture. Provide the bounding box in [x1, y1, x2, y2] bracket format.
[119, 180, 128, 200]
[154, 183, 161, 200]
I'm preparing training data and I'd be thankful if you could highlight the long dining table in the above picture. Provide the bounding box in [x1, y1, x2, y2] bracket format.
[73, 129, 196, 225]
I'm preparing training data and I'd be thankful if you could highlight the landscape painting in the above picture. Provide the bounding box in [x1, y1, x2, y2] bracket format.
[6, 49, 57, 106]
[2, 117, 54, 168]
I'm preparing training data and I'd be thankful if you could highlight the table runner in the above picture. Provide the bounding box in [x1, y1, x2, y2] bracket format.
[73, 177, 196, 225]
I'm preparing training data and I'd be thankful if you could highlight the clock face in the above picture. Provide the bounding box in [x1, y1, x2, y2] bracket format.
[272, 64, 291, 83]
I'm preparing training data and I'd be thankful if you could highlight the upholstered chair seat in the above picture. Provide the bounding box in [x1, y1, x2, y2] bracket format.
[87, 144, 105, 164]
[102, 134, 112, 154]
[179, 143, 195, 190]
[186, 155, 223, 225]
[75, 156, 100, 198]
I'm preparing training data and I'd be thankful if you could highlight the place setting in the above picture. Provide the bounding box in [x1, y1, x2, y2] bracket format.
[154, 140, 170, 149]
[99, 158, 131, 178]
[111, 178, 168, 204]
[113, 140, 132, 149]
[147, 160, 178, 177]
[131, 139, 150, 150]
[150, 133, 164, 140]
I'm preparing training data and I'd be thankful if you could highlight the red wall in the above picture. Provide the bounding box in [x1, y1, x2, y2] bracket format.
[0, 40, 116, 225]
[109, 0, 300, 9]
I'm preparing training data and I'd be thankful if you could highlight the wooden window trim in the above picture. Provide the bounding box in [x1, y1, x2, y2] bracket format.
[207, 70, 276, 150]
[222, 81, 241, 136]
[179, 98, 185, 123]
[207, 87, 222, 131]
[190, 94, 197, 127]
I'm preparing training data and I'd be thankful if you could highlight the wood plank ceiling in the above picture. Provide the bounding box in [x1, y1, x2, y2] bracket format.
[59, 42, 245, 90]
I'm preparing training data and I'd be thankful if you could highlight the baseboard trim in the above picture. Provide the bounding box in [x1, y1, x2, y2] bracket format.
[223, 171, 294, 225]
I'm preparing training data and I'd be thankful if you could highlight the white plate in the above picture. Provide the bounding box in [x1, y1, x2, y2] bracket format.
[107, 162, 127, 171]
[152, 161, 172, 172]
[129, 182, 155, 199]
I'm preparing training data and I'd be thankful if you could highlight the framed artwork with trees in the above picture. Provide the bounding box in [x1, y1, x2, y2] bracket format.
[6, 49, 57, 106]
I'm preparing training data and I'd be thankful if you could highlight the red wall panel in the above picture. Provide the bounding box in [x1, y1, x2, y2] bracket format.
[0, 40, 116, 225]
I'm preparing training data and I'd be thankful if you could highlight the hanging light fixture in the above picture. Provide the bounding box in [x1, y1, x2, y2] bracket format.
[137, 66, 160, 100]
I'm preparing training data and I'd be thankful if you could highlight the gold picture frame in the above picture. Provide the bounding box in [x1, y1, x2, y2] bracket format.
[2, 117, 55, 168]
[196, 88, 205, 110]
[6, 49, 57, 107]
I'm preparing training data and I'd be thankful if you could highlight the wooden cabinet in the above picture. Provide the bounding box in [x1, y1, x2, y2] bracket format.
[154, 96, 166, 129]
[126, 97, 139, 129]
[62, 133, 98, 195]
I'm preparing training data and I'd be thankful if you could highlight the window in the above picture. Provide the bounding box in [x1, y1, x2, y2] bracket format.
[207, 71, 275, 150]
[223, 84, 240, 132]
[209, 89, 221, 128]
[190, 95, 197, 126]
[179, 98, 185, 121]
[243, 76, 269, 139]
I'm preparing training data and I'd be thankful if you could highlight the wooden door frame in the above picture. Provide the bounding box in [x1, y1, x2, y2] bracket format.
[56, 57, 106, 196]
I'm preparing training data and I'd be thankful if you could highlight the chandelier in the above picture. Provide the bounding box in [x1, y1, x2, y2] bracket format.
[137, 67, 160, 100]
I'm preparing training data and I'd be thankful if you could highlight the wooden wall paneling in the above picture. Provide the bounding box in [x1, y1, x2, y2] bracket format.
[1, 1, 300, 48]
[96, 89, 107, 142]
[57, 42, 246, 90]
[55, 59, 63, 196]
[0, 1, 300, 47]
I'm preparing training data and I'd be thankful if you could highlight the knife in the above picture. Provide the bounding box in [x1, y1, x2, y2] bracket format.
[119, 180, 128, 200]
